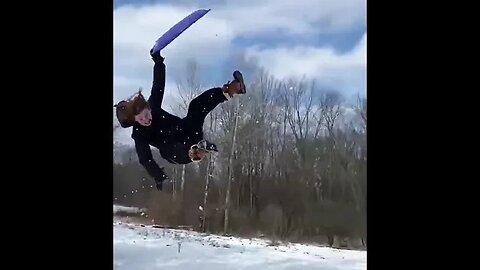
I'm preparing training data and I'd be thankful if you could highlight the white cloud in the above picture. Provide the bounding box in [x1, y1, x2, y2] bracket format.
[114, 5, 235, 60]
[244, 33, 366, 97]
[211, 0, 366, 37]
[113, 0, 366, 107]
[114, 4, 235, 103]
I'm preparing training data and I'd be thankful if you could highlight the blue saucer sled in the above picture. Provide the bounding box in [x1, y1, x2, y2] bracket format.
[151, 9, 211, 54]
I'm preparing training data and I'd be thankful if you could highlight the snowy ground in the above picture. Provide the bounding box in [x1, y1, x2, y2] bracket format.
[113, 205, 147, 215]
[114, 220, 367, 270]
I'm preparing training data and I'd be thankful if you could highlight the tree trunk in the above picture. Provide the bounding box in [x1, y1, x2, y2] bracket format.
[201, 155, 212, 232]
[249, 163, 253, 216]
[224, 99, 239, 234]
[180, 165, 186, 193]
[172, 167, 177, 200]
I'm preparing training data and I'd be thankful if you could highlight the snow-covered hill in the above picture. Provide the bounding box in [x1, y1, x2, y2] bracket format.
[114, 221, 366, 270]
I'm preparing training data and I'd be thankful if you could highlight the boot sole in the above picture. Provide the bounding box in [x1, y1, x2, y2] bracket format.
[233, 71, 246, 94]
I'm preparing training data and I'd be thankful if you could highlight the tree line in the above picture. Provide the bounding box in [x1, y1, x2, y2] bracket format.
[114, 62, 366, 249]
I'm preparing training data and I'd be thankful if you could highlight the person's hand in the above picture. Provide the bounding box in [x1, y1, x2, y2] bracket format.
[150, 49, 164, 63]
[197, 139, 218, 152]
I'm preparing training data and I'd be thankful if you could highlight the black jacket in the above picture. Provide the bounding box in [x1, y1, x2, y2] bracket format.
[131, 56, 195, 182]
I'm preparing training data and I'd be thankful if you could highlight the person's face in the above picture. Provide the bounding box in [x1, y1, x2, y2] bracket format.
[134, 108, 152, 126]
[189, 148, 209, 161]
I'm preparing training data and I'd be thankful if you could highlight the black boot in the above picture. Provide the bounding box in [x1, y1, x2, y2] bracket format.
[196, 139, 218, 152]
[233, 70, 246, 94]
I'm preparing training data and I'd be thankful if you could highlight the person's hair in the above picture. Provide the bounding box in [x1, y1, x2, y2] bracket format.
[114, 90, 150, 128]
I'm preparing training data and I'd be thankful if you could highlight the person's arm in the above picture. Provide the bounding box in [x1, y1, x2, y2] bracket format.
[134, 138, 168, 189]
[148, 52, 166, 112]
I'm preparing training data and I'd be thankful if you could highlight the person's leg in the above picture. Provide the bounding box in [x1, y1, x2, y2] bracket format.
[184, 71, 245, 128]
[179, 71, 245, 145]
[184, 87, 227, 128]
[176, 87, 224, 145]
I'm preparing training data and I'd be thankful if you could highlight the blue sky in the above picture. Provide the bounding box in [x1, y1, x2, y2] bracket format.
[114, 0, 366, 107]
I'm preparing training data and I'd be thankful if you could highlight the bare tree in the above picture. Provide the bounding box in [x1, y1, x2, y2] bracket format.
[173, 59, 203, 114]
[224, 98, 240, 234]
[113, 63, 367, 249]
[321, 91, 343, 140]
[168, 58, 204, 197]
[355, 94, 367, 133]
[201, 154, 214, 232]
[180, 165, 186, 193]
[172, 167, 177, 200]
